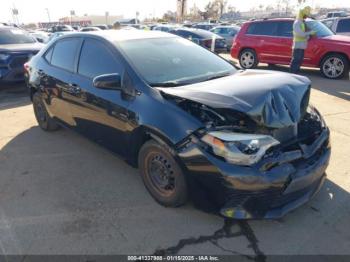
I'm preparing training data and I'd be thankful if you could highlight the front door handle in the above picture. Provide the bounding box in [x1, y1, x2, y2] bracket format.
[38, 69, 45, 76]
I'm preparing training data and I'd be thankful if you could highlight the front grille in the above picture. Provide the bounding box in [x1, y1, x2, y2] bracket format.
[9, 56, 29, 69]
[223, 177, 321, 217]
[224, 188, 283, 217]
[270, 179, 320, 208]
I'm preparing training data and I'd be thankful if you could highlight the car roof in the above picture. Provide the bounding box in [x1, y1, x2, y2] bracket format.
[0, 26, 26, 32]
[245, 18, 321, 25]
[212, 25, 240, 29]
[58, 29, 175, 42]
[249, 18, 295, 23]
[172, 27, 222, 38]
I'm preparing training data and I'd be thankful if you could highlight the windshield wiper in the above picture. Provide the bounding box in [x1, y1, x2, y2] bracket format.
[205, 72, 232, 81]
[150, 72, 233, 87]
[149, 81, 183, 87]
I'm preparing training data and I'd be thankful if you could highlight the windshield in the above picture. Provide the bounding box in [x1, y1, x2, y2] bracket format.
[306, 20, 334, 37]
[0, 29, 36, 44]
[118, 37, 236, 86]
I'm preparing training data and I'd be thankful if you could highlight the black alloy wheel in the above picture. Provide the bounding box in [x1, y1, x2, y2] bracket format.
[33, 92, 60, 131]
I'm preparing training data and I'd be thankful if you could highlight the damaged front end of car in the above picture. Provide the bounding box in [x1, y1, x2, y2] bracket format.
[158, 72, 331, 219]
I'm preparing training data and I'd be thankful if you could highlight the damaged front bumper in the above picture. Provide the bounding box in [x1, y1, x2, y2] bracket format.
[178, 128, 330, 219]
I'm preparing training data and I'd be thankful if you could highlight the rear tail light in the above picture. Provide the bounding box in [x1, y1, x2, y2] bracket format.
[23, 62, 30, 72]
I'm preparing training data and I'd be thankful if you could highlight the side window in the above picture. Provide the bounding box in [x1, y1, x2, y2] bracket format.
[323, 20, 334, 29]
[78, 39, 122, 79]
[277, 21, 293, 37]
[212, 28, 220, 34]
[44, 46, 53, 63]
[51, 38, 80, 72]
[246, 22, 278, 36]
[176, 30, 192, 38]
[337, 19, 350, 33]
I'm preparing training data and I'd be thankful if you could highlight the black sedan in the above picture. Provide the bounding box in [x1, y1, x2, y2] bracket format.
[169, 28, 227, 53]
[26, 30, 330, 219]
[0, 26, 43, 83]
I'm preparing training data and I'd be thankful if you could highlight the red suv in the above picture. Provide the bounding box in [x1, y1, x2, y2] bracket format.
[231, 18, 350, 79]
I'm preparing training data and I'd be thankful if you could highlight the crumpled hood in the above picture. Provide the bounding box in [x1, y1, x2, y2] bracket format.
[158, 70, 311, 129]
[0, 43, 44, 53]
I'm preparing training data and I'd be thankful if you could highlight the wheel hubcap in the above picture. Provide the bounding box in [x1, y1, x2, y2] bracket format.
[148, 154, 175, 195]
[241, 51, 255, 68]
[323, 57, 344, 78]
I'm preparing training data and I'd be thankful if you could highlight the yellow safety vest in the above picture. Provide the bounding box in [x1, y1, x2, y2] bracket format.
[293, 22, 306, 42]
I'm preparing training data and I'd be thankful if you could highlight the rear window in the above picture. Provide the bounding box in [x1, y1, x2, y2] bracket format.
[44, 47, 53, 63]
[51, 38, 80, 72]
[172, 30, 193, 38]
[246, 21, 278, 36]
[337, 19, 350, 33]
[0, 28, 36, 44]
[191, 29, 219, 39]
[212, 27, 238, 35]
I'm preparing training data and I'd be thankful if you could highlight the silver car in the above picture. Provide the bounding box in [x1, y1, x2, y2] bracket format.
[210, 25, 240, 51]
[322, 17, 350, 36]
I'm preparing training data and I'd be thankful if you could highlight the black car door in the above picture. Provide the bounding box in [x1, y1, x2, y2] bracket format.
[66, 37, 131, 156]
[40, 37, 81, 126]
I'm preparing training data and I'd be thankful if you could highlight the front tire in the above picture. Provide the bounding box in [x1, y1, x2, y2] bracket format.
[138, 140, 188, 207]
[33, 92, 60, 131]
[320, 54, 349, 79]
[239, 48, 258, 69]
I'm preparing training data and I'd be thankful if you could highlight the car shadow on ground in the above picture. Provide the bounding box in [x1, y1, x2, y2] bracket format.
[0, 125, 349, 255]
[0, 82, 31, 110]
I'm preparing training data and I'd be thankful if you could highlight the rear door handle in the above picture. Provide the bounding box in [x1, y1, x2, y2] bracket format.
[68, 83, 81, 94]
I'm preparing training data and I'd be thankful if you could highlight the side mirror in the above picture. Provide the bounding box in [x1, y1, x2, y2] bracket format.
[93, 73, 121, 90]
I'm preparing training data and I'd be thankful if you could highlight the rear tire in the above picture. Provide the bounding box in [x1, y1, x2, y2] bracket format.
[239, 48, 258, 69]
[320, 54, 349, 79]
[138, 140, 188, 207]
[33, 92, 60, 131]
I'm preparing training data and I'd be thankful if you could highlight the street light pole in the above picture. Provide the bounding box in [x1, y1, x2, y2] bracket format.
[45, 8, 51, 23]
[105, 11, 109, 24]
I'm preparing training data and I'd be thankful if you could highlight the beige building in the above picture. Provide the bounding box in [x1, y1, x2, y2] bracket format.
[59, 14, 123, 25]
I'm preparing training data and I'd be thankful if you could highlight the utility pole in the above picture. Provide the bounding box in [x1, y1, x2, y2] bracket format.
[11, 5, 19, 25]
[136, 11, 139, 24]
[105, 11, 109, 24]
[70, 10, 75, 25]
[45, 8, 51, 23]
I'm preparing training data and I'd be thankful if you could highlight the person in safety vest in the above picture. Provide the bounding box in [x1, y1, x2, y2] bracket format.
[290, 6, 316, 74]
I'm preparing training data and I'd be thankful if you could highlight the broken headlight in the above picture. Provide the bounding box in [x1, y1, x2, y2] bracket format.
[201, 131, 280, 166]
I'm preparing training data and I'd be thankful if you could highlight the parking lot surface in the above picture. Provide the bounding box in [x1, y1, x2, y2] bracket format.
[0, 65, 349, 258]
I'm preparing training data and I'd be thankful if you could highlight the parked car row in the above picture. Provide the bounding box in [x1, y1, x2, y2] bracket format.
[1, 15, 350, 85]
[0, 26, 43, 83]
